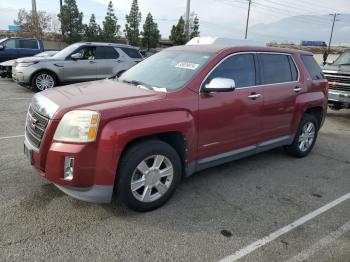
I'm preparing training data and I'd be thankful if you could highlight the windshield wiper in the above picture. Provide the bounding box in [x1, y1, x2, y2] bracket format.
[337, 63, 350, 66]
[121, 80, 154, 90]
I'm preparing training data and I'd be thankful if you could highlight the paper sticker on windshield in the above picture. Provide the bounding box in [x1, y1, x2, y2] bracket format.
[176, 62, 199, 70]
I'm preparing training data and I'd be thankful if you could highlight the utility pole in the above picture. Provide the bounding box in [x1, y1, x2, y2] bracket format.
[327, 13, 340, 54]
[185, 0, 191, 42]
[60, 0, 63, 9]
[32, 0, 39, 38]
[244, 0, 252, 39]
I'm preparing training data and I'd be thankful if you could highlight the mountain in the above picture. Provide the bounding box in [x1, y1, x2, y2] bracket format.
[249, 14, 350, 45]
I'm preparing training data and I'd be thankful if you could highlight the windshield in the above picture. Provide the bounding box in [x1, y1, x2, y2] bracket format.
[53, 44, 81, 59]
[119, 50, 213, 91]
[333, 51, 350, 66]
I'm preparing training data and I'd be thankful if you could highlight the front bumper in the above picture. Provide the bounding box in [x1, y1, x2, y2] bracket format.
[328, 89, 350, 105]
[12, 66, 35, 84]
[26, 134, 116, 204]
[54, 184, 113, 203]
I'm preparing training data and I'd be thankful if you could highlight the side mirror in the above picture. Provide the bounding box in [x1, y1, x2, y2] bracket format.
[71, 53, 83, 60]
[203, 78, 236, 93]
[0, 45, 4, 51]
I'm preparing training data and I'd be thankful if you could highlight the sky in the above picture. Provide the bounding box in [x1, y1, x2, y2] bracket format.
[0, 0, 350, 43]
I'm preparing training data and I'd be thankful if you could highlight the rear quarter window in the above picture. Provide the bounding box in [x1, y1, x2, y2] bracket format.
[301, 55, 324, 80]
[120, 47, 142, 59]
[19, 39, 38, 49]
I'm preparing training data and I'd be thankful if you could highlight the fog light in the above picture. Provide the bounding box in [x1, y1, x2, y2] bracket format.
[64, 157, 74, 181]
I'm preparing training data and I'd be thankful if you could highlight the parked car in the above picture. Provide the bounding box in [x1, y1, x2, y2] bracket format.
[322, 49, 350, 110]
[0, 51, 58, 79]
[24, 45, 328, 211]
[0, 37, 45, 63]
[13, 42, 143, 91]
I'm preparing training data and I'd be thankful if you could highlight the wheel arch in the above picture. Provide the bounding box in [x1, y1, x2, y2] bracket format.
[30, 69, 60, 86]
[117, 132, 188, 177]
[304, 106, 325, 129]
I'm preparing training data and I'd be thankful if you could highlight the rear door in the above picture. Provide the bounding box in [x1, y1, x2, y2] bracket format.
[63, 46, 97, 82]
[95, 46, 121, 78]
[198, 53, 264, 159]
[258, 53, 300, 141]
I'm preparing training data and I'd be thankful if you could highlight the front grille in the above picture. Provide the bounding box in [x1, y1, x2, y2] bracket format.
[324, 73, 350, 92]
[25, 106, 49, 149]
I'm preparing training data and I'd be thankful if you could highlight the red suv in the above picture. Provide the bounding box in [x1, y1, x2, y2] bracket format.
[24, 45, 328, 211]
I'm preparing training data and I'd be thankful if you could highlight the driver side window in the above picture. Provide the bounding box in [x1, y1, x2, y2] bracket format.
[204, 53, 256, 88]
[4, 39, 18, 49]
[76, 46, 96, 60]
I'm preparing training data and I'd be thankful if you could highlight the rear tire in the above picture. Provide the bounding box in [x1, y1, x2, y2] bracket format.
[116, 140, 182, 212]
[284, 114, 319, 158]
[31, 71, 57, 92]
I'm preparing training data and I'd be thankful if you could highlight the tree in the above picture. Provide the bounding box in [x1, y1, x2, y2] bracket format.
[125, 0, 142, 46]
[102, 1, 120, 42]
[141, 13, 161, 50]
[190, 16, 200, 39]
[169, 16, 186, 45]
[58, 0, 84, 44]
[84, 14, 101, 41]
[14, 9, 52, 38]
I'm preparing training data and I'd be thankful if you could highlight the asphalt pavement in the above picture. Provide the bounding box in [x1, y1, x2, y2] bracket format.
[0, 78, 349, 262]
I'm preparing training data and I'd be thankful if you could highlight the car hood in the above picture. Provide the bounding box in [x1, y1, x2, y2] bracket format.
[34, 79, 166, 119]
[323, 64, 350, 73]
[0, 59, 16, 66]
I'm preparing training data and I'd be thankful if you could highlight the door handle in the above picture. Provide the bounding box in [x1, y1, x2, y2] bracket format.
[294, 86, 303, 93]
[89, 60, 96, 64]
[248, 93, 262, 100]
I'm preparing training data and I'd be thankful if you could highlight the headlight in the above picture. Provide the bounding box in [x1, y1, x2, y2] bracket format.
[54, 110, 100, 143]
[18, 61, 39, 67]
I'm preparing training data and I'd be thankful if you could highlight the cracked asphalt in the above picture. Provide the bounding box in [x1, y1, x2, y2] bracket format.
[0, 78, 349, 261]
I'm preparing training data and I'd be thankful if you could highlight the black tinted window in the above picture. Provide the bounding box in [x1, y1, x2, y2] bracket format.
[259, 54, 293, 84]
[120, 47, 142, 59]
[19, 39, 38, 49]
[301, 55, 324, 80]
[205, 54, 256, 88]
[95, 46, 119, 59]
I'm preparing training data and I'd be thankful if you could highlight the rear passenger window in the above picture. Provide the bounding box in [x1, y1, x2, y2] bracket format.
[205, 54, 256, 88]
[259, 54, 294, 84]
[95, 46, 119, 59]
[301, 55, 324, 80]
[19, 39, 38, 49]
[120, 47, 142, 59]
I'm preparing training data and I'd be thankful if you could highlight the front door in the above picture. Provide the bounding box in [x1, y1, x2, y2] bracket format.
[63, 46, 97, 82]
[198, 53, 264, 160]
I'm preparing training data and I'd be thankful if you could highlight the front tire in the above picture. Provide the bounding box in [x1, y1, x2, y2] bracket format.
[31, 71, 57, 92]
[116, 140, 182, 212]
[285, 114, 319, 158]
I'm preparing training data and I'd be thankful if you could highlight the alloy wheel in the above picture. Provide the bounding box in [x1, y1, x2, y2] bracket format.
[298, 122, 316, 152]
[36, 74, 54, 90]
[130, 155, 174, 203]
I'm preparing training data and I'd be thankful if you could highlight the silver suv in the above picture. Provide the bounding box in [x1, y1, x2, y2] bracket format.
[12, 42, 143, 91]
